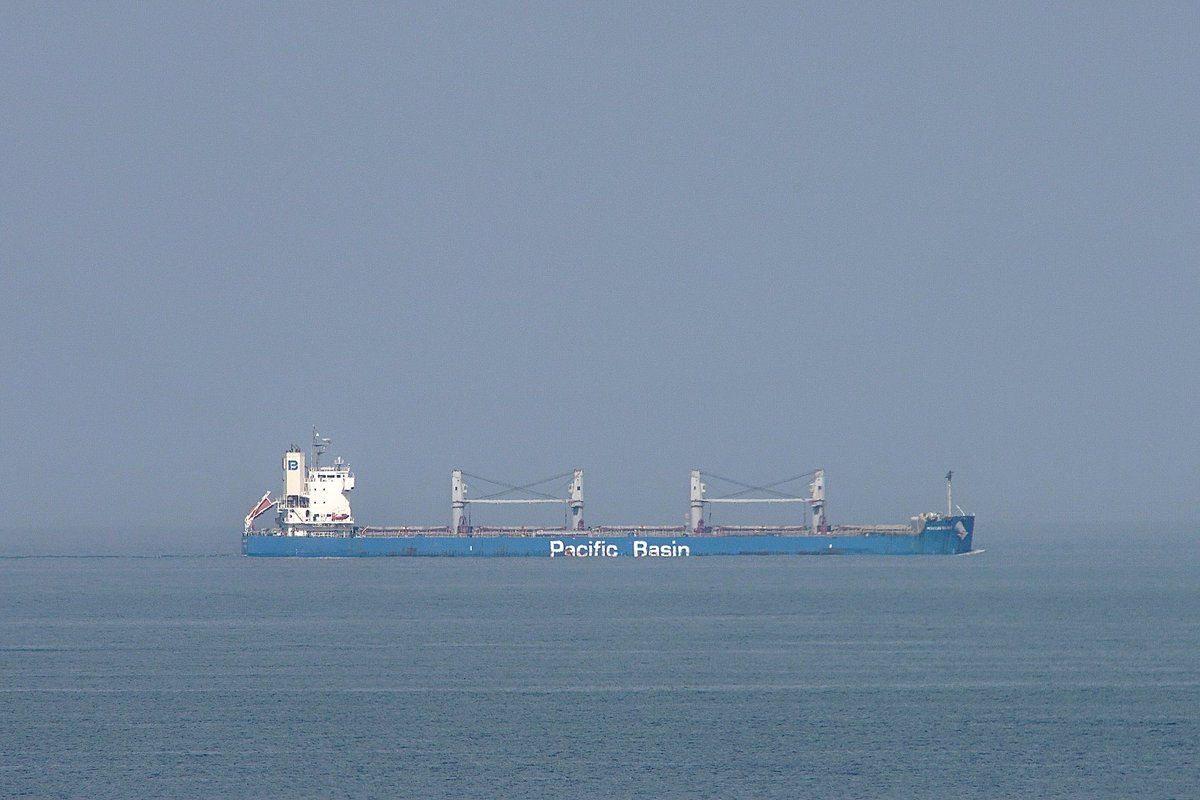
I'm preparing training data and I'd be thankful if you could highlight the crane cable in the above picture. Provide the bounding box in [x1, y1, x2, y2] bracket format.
[462, 470, 578, 501]
[702, 469, 819, 501]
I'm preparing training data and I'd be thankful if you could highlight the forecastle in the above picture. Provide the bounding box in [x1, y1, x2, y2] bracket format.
[549, 539, 691, 558]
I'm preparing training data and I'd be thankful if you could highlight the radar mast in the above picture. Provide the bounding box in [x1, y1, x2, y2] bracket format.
[312, 426, 331, 469]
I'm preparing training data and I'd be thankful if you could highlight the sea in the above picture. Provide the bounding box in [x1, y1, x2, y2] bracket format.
[1, 525, 1196, 799]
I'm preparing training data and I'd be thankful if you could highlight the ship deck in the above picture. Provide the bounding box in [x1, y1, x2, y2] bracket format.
[265, 524, 921, 539]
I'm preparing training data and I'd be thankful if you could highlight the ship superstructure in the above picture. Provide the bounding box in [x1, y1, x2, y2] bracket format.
[244, 429, 355, 535]
[242, 430, 975, 556]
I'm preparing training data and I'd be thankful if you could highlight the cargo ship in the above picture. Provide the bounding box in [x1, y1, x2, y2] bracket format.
[241, 431, 975, 557]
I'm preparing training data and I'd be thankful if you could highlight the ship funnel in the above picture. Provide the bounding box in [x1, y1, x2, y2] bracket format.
[283, 447, 305, 498]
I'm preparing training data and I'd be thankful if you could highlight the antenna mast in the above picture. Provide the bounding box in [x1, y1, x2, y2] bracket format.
[312, 426, 331, 469]
[945, 470, 953, 517]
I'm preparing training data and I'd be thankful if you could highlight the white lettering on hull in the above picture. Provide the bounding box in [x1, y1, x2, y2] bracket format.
[632, 540, 690, 558]
[549, 540, 619, 558]
[548, 540, 691, 558]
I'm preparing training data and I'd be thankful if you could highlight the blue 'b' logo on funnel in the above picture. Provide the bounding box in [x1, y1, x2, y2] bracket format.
[287, 460, 298, 470]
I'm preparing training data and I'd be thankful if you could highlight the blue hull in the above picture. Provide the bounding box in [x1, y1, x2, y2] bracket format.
[242, 517, 974, 557]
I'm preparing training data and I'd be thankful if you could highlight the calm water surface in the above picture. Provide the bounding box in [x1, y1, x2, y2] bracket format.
[1, 527, 1196, 798]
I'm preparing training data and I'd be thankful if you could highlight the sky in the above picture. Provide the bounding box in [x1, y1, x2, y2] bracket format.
[2, 3, 1197, 542]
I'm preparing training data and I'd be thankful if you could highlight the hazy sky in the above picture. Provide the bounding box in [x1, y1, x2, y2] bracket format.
[3, 3, 1197, 536]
